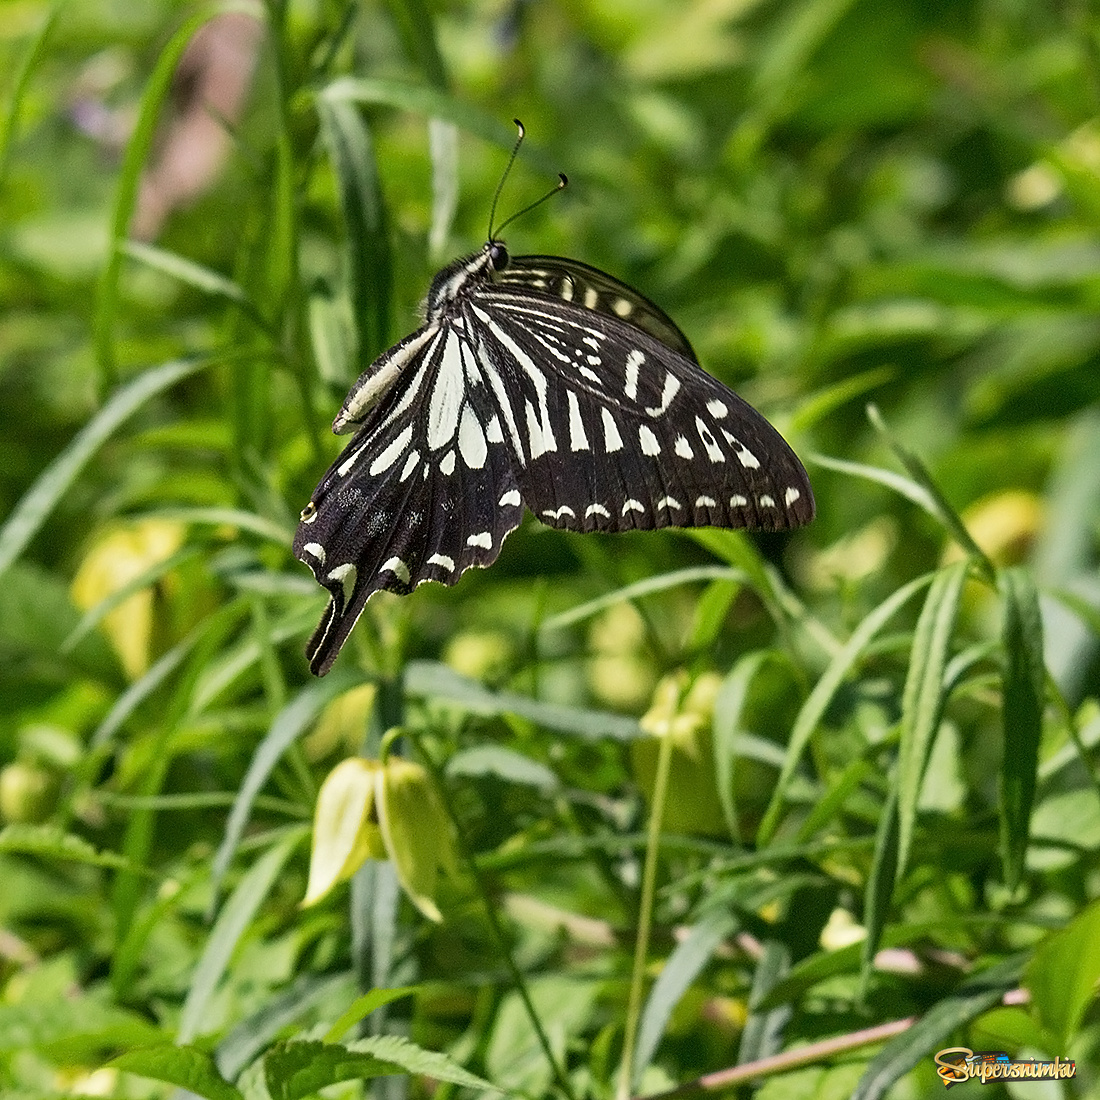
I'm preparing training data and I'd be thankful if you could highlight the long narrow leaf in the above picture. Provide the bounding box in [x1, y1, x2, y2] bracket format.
[179, 828, 307, 1045]
[632, 910, 739, 1082]
[0, 3, 60, 187]
[999, 567, 1045, 890]
[0, 356, 209, 581]
[851, 954, 1026, 1100]
[317, 96, 391, 365]
[94, 7, 229, 387]
[757, 573, 934, 845]
[896, 560, 968, 878]
[209, 667, 368, 901]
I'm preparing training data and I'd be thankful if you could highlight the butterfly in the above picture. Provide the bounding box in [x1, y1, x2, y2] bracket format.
[294, 123, 814, 675]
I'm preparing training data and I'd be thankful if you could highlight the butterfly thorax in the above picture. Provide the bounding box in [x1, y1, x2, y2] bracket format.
[426, 241, 509, 319]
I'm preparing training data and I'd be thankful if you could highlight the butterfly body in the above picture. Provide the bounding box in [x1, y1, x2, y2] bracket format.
[295, 239, 813, 675]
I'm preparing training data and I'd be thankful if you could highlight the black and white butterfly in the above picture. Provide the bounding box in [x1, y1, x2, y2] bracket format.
[294, 124, 814, 675]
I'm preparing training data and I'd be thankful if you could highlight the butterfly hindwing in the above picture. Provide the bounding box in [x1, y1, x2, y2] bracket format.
[496, 255, 699, 363]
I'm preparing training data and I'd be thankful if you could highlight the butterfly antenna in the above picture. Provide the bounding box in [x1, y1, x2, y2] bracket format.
[488, 120, 568, 240]
[494, 173, 568, 238]
[488, 119, 527, 240]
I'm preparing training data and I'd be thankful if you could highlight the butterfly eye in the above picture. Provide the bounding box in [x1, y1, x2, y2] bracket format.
[489, 243, 509, 270]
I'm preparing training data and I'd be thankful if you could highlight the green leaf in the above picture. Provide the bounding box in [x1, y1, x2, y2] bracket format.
[0, 998, 164, 1056]
[852, 954, 1027, 1100]
[0, 356, 210, 582]
[0, 824, 136, 872]
[111, 1044, 244, 1100]
[94, 7, 231, 387]
[320, 78, 559, 174]
[322, 986, 418, 1043]
[896, 560, 968, 877]
[317, 96, 392, 364]
[261, 1035, 497, 1100]
[0, 3, 59, 188]
[867, 405, 995, 578]
[179, 828, 307, 1045]
[999, 567, 1045, 890]
[1024, 899, 1100, 1050]
[540, 564, 746, 633]
[210, 668, 367, 899]
[405, 660, 642, 740]
[633, 909, 739, 1082]
[758, 573, 934, 844]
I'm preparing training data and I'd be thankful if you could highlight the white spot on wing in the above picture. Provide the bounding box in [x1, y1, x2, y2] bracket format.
[485, 415, 503, 443]
[400, 450, 419, 482]
[301, 542, 326, 565]
[327, 562, 357, 602]
[366, 424, 414, 477]
[542, 506, 576, 520]
[586, 503, 610, 518]
[441, 450, 456, 476]
[567, 390, 589, 452]
[526, 399, 556, 458]
[674, 435, 694, 459]
[695, 495, 716, 508]
[380, 557, 411, 585]
[624, 349, 643, 400]
[428, 554, 455, 572]
[426, 332, 465, 449]
[656, 496, 681, 511]
[721, 429, 760, 469]
[645, 372, 681, 417]
[499, 489, 521, 507]
[707, 399, 728, 419]
[759, 495, 776, 507]
[639, 425, 660, 455]
[730, 494, 748, 507]
[612, 297, 633, 317]
[622, 499, 644, 515]
[467, 532, 492, 549]
[785, 487, 801, 506]
[458, 404, 488, 469]
[696, 416, 725, 462]
[601, 407, 623, 453]
[584, 286, 599, 309]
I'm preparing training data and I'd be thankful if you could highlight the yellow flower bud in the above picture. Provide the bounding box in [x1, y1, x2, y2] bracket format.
[303, 752, 459, 922]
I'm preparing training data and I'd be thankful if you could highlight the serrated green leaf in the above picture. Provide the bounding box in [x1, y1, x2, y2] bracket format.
[111, 1044, 244, 1100]
[0, 824, 136, 871]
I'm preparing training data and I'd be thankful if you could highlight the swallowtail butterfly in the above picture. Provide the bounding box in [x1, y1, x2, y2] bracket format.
[295, 123, 814, 675]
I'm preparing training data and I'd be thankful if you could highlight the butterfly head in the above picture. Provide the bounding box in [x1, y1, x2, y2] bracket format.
[425, 240, 510, 320]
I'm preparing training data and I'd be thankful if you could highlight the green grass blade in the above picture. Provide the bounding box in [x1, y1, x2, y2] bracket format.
[94, 6, 229, 389]
[540, 565, 747, 633]
[0, 356, 211, 582]
[404, 660, 643, 741]
[179, 827, 307, 1045]
[382, 0, 450, 89]
[0, 2, 60, 188]
[632, 909, 739, 1083]
[209, 667, 368, 901]
[999, 566, 1045, 891]
[757, 573, 934, 845]
[851, 954, 1026, 1100]
[867, 405, 995, 578]
[317, 96, 392, 364]
[320, 78, 560, 174]
[896, 560, 968, 879]
[428, 117, 459, 259]
[860, 786, 900, 996]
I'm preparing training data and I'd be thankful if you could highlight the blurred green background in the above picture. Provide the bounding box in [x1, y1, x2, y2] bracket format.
[1, 1, 1099, 1097]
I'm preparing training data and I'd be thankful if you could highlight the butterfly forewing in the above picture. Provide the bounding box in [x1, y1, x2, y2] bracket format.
[295, 237, 814, 675]
[470, 288, 813, 532]
[294, 321, 524, 674]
